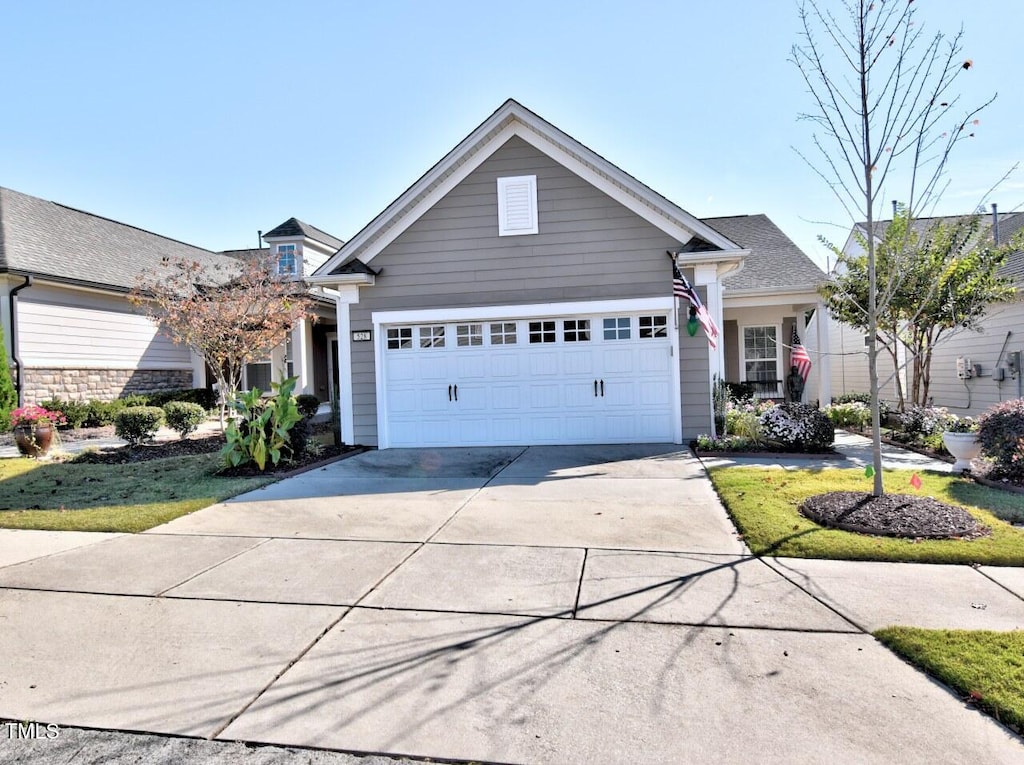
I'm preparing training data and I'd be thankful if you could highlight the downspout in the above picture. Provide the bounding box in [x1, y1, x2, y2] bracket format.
[992, 203, 1000, 244]
[9, 275, 32, 406]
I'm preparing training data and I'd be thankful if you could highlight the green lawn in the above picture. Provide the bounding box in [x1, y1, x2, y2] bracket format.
[707, 467, 1024, 565]
[0, 454, 274, 532]
[876, 627, 1024, 734]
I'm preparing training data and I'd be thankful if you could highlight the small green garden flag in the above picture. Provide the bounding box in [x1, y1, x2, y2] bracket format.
[864, 465, 875, 478]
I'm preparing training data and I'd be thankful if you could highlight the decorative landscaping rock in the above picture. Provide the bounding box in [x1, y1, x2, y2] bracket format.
[800, 491, 990, 540]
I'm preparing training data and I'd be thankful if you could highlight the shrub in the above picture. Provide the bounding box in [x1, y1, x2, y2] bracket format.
[39, 398, 89, 429]
[724, 381, 757, 402]
[120, 393, 151, 407]
[163, 401, 205, 439]
[825, 401, 871, 429]
[898, 405, 953, 443]
[833, 392, 893, 420]
[114, 406, 164, 446]
[84, 399, 126, 427]
[0, 326, 16, 432]
[296, 394, 320, 419]
[221, 376, 303, 471]
[759, 403, 835, 451]
[978, 398, 1024, 480]
[146, 388, 217, 410]
[287, 416, 311, 456]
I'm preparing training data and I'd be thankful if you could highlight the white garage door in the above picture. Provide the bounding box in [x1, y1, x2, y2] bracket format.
[380, 311, 677, 447]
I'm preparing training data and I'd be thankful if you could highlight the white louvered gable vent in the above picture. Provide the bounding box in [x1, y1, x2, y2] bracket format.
[497, 175, 538, 236]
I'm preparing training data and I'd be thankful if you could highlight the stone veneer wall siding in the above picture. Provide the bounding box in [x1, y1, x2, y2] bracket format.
[21, 368, 194, 403]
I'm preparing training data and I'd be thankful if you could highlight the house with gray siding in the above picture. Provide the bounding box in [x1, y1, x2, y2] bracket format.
[828, 211, 1024, 415]
[0, 187, 336, 405]
[309, 100, 827, 448]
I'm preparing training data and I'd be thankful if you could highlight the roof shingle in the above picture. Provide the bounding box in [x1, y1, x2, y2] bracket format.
[707, 214, 825, 292]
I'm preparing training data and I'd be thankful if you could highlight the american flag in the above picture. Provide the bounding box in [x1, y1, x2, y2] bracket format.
[673, 263, 719, 349]
[791, 325, 812, 382]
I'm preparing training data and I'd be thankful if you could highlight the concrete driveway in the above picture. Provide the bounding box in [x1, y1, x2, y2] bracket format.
[0, 445, 1021, 764]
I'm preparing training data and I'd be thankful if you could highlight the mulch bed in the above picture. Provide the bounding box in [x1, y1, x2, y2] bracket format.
[800, 491, 991, 540]
[42, 426, 361, 475]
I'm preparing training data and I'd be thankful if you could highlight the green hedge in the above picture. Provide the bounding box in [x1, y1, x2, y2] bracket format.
[39, 388, 215, 430]
[114, 406, 164, 446]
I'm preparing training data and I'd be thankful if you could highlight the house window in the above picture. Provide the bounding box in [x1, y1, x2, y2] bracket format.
[490, 322, 517, 345]
[743, 326, 780, 396]
[563, 319, 590, 342]
[276, 244, 297, 275]
[528, 320, 556, 343]
[639, 315, 668, 338]
[497, 175, 539, 236]
[419, 325, 445, 348]
[456, 323, 483, 347]
[603, 317, 631, 340]
[386, 327, 413, 350]
[245, 361, 272, 392]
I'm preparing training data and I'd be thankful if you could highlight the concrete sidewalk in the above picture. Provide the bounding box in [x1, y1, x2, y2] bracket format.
[0, 444, 1021, 764]
[700, 428, 955, 472]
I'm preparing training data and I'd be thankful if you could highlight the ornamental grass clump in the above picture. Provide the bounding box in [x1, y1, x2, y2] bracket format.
[759, 403, 834, 452]
[978, 398, 1024, 481]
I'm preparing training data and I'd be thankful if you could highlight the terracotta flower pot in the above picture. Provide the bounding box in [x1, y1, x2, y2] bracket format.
[942, 431, 981, 473]
[13, 424, 55, 457]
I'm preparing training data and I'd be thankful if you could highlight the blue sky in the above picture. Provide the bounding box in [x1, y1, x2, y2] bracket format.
[2, 1, 1021, 268]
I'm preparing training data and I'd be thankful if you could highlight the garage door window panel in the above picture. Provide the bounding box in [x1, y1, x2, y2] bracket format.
[387, 327, 413, 350]
[603, 317, 631, 340]
[490, 322, 517, 345]
[639, 315, 668, 338]
[564, 319, 590, 342]
[456, 323, 483, 347]
[419, 325, 446, 349]
[529, 320, 556, 344]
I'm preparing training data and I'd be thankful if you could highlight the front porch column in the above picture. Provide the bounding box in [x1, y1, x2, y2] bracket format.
[333, 287, 359, 445]
[291, 321, 315, 395]
[814, 303, 831, 406]
[693, 263, 724, 383]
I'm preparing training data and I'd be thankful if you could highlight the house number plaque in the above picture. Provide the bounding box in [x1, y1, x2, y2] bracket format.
[352, 330, 372, 342]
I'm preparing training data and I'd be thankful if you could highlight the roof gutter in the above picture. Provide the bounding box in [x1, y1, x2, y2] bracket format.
[9, 275, 32, 406]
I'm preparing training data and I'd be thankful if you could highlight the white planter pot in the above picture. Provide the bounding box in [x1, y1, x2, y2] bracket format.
[942, 431, 981, 472]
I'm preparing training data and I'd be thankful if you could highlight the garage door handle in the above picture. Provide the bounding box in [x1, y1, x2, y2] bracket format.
[448, 384, 452, 402]
[594, 380, 598, 397]
[600, 379, 604, 397]
[454, 384, 458, 401]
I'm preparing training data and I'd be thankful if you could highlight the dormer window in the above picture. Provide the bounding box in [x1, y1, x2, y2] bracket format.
[276, 244, 297, 275]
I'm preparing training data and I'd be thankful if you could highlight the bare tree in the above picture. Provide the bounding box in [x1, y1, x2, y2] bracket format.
[130, 251, 315, 427]
[792, 0, 993, 495]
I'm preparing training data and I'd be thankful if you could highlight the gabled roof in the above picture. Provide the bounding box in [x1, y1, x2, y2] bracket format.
[263, 217, 344, 250]
[0, 186, 228, 292]
[317, 99, 746, 277]
[709, 214, 825, 292]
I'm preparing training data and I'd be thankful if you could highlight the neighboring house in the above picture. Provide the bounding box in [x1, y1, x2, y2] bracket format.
[0, 187, 336, 405]
[828, 210, 1024, 415]
[306, 99, 827, 448]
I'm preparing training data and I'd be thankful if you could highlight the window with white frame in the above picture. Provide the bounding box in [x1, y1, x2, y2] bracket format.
[284, 336, 294, 378]
[490, 322, 517, 345]
[563, 319, 590, 342]
[497, 175, 538, 236]
[639, 315, 668, 338]
[456, 323, 483, 347]
[528, 320, 556, 343]
[743, 326, 779, 393]
[276, 244, 297, 275]
[245, 360, 272, 392]
[386, 327, 413, 350]
[603, 317, 631, 340]
[419, 325, 445, 348]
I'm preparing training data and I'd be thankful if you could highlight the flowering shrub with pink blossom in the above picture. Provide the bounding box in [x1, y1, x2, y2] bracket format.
[978, 399, 1024, 480]
[10, 405, 67, 429]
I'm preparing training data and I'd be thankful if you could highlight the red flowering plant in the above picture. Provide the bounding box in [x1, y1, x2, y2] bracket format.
[10, 405, 68, 430]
